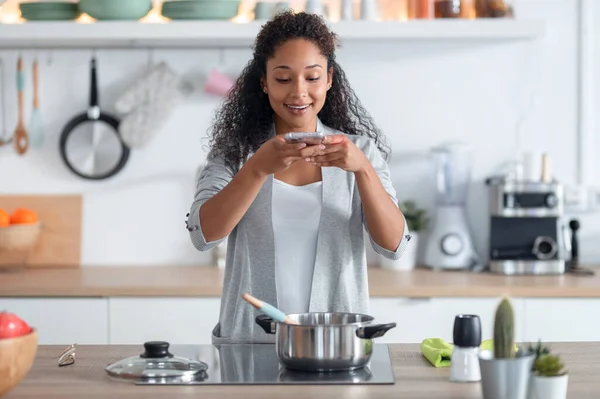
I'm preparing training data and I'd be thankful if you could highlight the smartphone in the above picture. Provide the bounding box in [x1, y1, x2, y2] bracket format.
[284, 132, 325, 144]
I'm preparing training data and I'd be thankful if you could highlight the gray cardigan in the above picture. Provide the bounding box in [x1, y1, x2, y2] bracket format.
[187, 119, 411, 344]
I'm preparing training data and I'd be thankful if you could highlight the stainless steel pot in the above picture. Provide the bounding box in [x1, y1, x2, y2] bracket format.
[256, 312, 396, 372]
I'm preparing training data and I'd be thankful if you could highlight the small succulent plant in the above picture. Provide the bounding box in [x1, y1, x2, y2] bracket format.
[534, 354, 568, 377]
[493, 297, 515, 359]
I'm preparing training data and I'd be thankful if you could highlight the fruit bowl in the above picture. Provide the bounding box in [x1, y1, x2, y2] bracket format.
[0, 222, 42, 270]
[0, 329, 38, 397]
[0, 222, 42, 251]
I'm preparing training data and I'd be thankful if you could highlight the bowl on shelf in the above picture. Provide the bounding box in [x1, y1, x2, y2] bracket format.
[0, 329, 39, 397]
[161, 0, 240, 20]
[79, 0, 153, 20]
[19, 1, 81, 21]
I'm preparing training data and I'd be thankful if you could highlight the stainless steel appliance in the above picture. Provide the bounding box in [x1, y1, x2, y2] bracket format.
[423, 142, 480, 270]
[486, 176, 571, 275]
[255, 312, 396, 372]
[105, 341, 395, 386]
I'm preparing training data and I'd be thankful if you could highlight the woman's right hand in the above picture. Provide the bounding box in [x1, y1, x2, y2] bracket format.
[250, 136, 325, 177]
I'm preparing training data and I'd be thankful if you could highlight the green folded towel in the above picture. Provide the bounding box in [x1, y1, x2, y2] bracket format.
[420, 338, 517, 367]
[421, 338, 454, 367]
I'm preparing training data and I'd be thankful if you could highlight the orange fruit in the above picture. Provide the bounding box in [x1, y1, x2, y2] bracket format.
[0, 209, 9, 227]
[10, 208, 38, 225]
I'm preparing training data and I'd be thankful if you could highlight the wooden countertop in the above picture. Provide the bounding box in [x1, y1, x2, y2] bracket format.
[5, 342, 599, 398]
[1, 265, 600, 298]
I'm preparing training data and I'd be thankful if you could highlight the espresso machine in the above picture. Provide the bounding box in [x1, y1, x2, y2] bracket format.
[486, 176, 574, 275]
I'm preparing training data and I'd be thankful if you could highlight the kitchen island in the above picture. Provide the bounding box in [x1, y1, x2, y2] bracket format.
[4, 342, 599, 398]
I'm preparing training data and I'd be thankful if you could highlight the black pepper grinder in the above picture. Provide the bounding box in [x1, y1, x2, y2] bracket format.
[450, 314, 482, 382]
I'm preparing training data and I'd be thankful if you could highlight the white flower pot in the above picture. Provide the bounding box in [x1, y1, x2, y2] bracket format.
[379, 232, 419, 271]
[530, 374, 568, 399]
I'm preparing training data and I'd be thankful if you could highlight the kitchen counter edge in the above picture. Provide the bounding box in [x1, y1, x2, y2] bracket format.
[1, 264, 600, 298]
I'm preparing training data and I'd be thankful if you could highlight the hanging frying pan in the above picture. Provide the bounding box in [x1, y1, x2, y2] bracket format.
[59, 56, 130, 180]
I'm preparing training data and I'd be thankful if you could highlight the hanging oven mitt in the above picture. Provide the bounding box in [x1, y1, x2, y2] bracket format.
[115, 62, 183, 148]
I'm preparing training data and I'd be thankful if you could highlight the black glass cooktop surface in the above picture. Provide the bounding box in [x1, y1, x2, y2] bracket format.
[135, 343, 395, 385]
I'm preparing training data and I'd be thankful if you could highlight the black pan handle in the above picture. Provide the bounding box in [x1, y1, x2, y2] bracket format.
[356, 323, 396, 339]
[90, 57, 98, 108]
[256, 315, 276, 334]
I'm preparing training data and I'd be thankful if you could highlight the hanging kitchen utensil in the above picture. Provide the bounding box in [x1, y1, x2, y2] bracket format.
[28, 57, 44, 149]
[59, 56, 130, 180]
[115, 59, 183, 149]
[14, 56, 29, 155]
[105, 341, 208, 383]
[0, 57, 10, 147]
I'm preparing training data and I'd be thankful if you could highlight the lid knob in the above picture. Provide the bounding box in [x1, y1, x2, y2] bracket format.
[140, 341, 174, 359]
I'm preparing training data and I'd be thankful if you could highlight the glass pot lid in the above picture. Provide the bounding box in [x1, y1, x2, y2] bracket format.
[105, 341, 208, 380]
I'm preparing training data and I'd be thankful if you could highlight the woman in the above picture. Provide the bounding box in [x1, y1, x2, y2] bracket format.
[186, 11, 411, 344]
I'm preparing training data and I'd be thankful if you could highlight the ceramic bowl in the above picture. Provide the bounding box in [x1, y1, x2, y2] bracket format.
[0, 329, 39, 397]
[79, 0, 152, 20]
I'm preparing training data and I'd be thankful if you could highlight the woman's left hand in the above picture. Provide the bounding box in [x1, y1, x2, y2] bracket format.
[305, 134, 368, 173]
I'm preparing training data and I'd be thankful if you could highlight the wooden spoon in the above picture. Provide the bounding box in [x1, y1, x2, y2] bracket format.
[242, 293, 299, 325]
[14, 56, 29, 155]
[28, 58, 44, 149]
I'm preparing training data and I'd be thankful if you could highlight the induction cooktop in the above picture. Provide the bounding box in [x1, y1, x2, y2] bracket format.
[136, 343, 395, 386]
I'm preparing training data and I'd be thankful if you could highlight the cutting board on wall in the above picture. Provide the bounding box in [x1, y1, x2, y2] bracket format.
[0, 195, 82, 268]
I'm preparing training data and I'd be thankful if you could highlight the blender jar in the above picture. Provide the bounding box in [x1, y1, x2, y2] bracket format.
[431, 143, 472, 206]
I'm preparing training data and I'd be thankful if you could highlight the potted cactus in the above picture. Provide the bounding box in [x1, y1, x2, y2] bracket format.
[478, 298, 535, 399]
[378, 200, 428, 271]
[529, 352, 568, 399]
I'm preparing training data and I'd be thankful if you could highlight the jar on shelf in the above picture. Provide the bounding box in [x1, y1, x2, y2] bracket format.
[375, 0, 409, 21]
[460, 0, 476, 18]
[475, 0, 514, 18]
[407, 0, 434, 19]
[434, 0, 461, 18]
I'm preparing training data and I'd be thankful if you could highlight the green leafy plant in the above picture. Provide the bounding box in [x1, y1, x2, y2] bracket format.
[399, 200, 428, 232]
[534, 354, 568, 377]
[493, 297, 515, 358]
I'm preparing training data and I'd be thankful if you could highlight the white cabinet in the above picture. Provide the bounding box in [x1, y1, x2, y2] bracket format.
[0, 298, 108, 345]
[522, 298, 600, 342]
[108, 297, 222, 344]
[369, 297, 527, 344]
[369, 297, 435, 343]
[2, 296, 598, 345]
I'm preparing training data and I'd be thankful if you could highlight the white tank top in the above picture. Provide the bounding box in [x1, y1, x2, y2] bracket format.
[272, 178, 323, 315]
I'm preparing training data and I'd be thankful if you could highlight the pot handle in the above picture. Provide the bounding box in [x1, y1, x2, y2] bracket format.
[356, 323, 396, 339]
[256, 315, 277, 334]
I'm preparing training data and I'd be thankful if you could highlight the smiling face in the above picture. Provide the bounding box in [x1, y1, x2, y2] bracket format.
[262, 38, 333, 135]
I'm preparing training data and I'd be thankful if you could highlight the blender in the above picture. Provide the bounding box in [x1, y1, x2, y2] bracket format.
[423, 142, 480, 270]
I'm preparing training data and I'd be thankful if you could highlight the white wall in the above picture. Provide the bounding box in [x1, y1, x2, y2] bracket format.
[1, 0, 599, 267]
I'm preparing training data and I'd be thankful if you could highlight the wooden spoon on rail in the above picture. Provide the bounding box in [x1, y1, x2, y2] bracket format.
[14, 56, 29, 155]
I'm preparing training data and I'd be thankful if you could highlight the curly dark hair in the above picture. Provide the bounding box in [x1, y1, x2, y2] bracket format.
[206, 11, 390, 168]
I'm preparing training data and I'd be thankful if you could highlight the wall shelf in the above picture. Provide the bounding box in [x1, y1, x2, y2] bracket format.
[0, 19, 545, 49]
